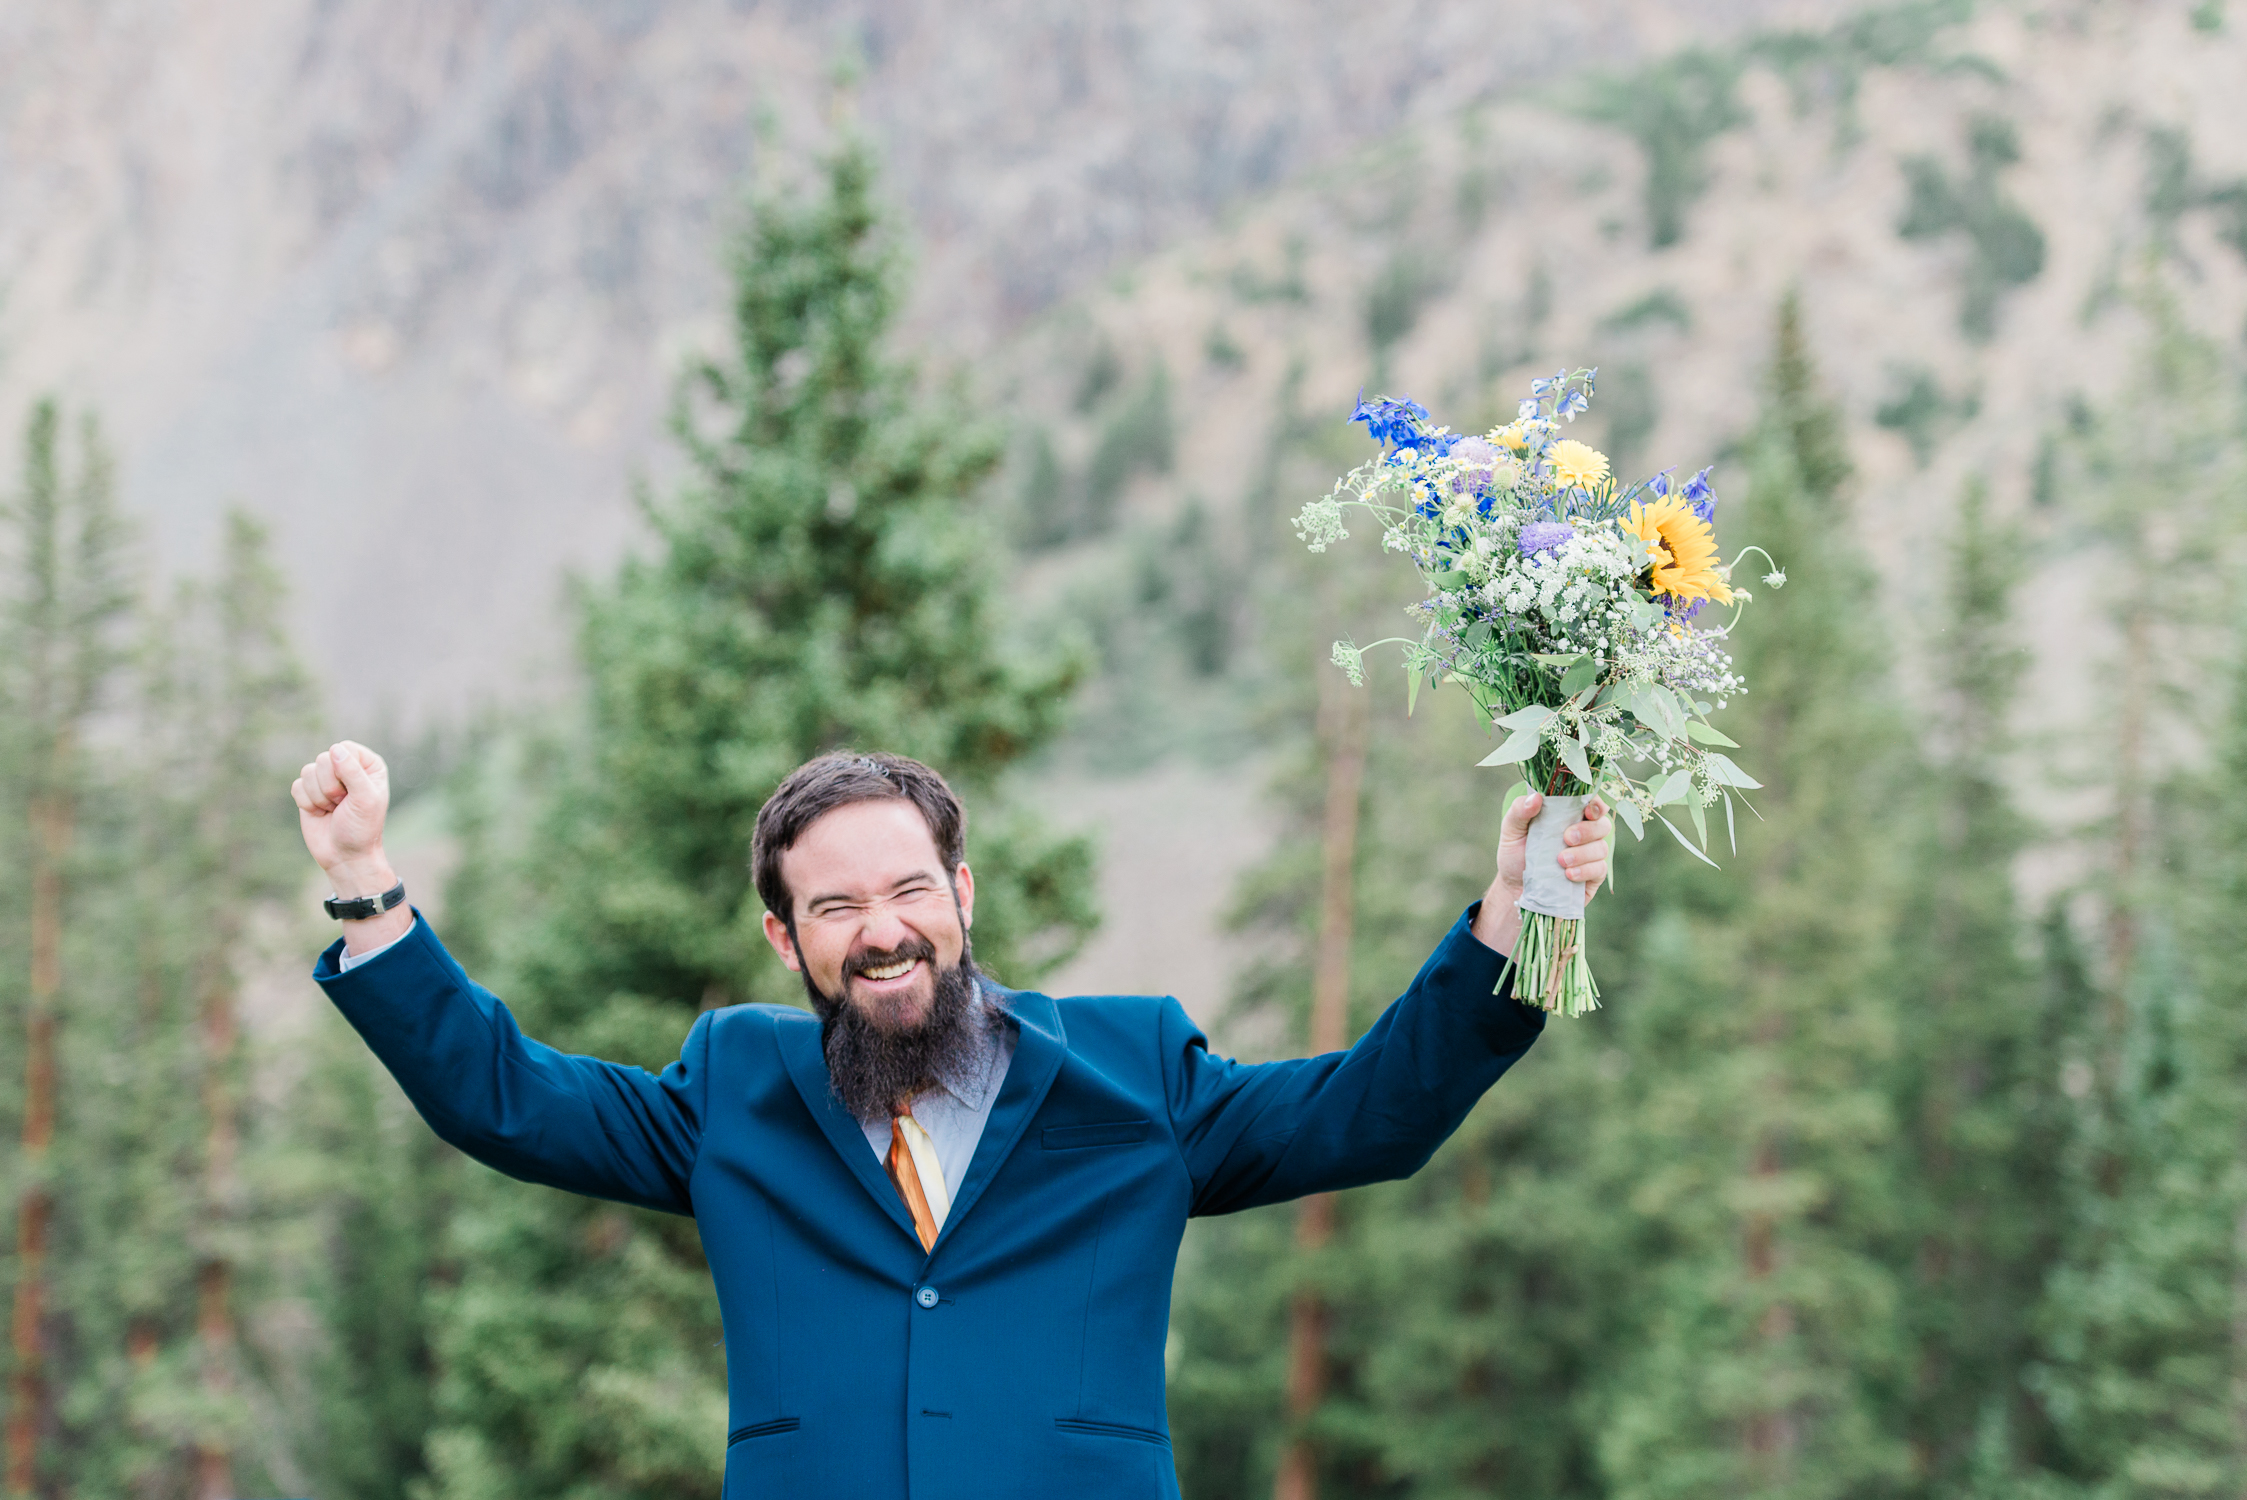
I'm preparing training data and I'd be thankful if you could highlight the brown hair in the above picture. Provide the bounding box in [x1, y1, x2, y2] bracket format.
[750, 751, 968, 920]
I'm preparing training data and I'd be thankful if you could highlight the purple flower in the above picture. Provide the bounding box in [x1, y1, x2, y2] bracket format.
[1448, 436, 1499, 494]
[1684, 465, 1718, 521]
[1517, 521, 1575, 556]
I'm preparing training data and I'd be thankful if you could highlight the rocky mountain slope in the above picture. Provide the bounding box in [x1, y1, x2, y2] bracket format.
[0, 0, 1819, 723]
[1003, 0, 2246, 782]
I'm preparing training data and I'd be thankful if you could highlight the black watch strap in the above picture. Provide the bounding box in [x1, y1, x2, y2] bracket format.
[323, 880, 407, 922]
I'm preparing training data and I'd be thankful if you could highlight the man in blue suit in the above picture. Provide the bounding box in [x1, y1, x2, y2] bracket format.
[292, 739, 1611, 1498]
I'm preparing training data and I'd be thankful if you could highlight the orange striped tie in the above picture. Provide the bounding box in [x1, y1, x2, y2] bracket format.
[886, 1113, 941, 1252]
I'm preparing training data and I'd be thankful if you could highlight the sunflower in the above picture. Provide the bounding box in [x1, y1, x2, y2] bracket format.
[1548, 439, 1610, 490]
[1624, 492, 1733, 605]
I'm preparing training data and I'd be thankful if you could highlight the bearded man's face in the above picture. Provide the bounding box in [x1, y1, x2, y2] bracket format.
[761, 799, 991, 1119]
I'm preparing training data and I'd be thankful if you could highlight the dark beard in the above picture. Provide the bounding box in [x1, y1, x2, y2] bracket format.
[803, 931, 994, 1123]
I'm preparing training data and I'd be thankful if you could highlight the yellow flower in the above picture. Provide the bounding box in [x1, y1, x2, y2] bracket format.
[1548, 439, 1610, 490]
[1624, 493, 1733, 605]
[1490, 422, 1531, 453]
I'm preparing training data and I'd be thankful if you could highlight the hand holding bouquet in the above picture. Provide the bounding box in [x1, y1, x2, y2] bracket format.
[1294, 369, 1781, 1016]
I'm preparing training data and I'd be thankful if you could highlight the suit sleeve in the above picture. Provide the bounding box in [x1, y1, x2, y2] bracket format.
[1164, 903, 1544, 1217]
[314, 914, 709, 1216]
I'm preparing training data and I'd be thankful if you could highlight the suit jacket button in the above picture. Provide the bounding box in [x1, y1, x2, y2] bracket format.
[916, 1286, 939, 1308]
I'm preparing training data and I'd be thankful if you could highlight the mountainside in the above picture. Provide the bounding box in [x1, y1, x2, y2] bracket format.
[0, 0, 1818, 723]
[1002, 0, 2247, 786]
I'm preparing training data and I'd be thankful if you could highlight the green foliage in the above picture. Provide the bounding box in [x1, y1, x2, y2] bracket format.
[1074, 339, 1124, 413]
[1588, 298, 1914, 1500]
[2138, 125, 2247, 269]
[1751, 0, 1980, 146]
[2018, 274, 2247, 1500]
[1597, 361, 1662, 480]
[1229, 238, 1312, 306]
[1204, 320, 1247, 372]
[1365, 248, 1444, 352]
[1580, 50, 1747, 250]
[1013, 425, 1070, 549]
[0, 415, 346, 1496]
[1081, 362, 1175, 533]
[1897, 114, 2047, 340]
[1874, 364, 1981, 466]
[1599, 288, 1695, 335]
[421, 136, 1098, 1498]
[1885, 479, 2073, 1492]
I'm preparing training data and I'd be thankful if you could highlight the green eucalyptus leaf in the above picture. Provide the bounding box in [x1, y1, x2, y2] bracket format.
[1477, 726, 1543, 766]
[1656, 813, 1721, 868]
[1646, 687, 1688, 741]
[1613, 797, 1646, 840]
[1704, 752, 1762, 789]
[1426, 570, 1469, 590]
[1651, 768, 1694, 807]
[1688, 795, 1708, 845]
[1408, 668, 1423, 716]
[1497, 704, 1555, 732]
[1532, 652, 1586, 669]
[1684, 720, 1741, 748]
[1557, 735, 1593, 785]
[1499, 778, 1532, 809]
[1724, 790, 1738, 854]
[1559, 658, 1601, 697]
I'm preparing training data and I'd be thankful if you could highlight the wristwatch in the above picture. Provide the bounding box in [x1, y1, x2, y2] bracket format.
[323, 880, 407, 921]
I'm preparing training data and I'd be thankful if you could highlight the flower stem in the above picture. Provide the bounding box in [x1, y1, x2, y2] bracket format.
[1511, 910, 1601, 1017]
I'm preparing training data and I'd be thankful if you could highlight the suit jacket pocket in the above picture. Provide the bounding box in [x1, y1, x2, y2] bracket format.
[728, 1416, 800, 1445]
[1054, 1416, 1171, 1447]
[1042, 1120, 1151, 1150]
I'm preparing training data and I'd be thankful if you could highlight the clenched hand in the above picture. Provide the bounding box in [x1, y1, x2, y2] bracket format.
[1471, 791, 1613, 960]
[291, 741, 410, 951]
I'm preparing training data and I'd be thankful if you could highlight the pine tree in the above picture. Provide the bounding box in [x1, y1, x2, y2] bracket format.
[1887, 479, 2069, 1493]
[1588, 296, 1915, 1500]
[416, 136, 1098, 1499]
[0, 400, 132, 1498]
[30, 510, 317, 1497]
[2024, 279, 2247, 1500]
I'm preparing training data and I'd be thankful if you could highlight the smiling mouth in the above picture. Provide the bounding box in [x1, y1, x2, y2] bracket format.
[856, 958, 920, 983]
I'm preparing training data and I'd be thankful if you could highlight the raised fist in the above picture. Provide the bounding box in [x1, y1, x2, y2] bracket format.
[291, 741, 393, 891]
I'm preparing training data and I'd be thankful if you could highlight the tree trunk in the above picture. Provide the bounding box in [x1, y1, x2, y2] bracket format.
[194, 940, 242, 1500]
[8, 790, 70, 1496]
[1273, 659, 1369, 1500]
[1742, 1009, 1797, 1474]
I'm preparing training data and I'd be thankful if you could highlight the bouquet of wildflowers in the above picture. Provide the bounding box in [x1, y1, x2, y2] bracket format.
[1293, 369, 1781, 1016]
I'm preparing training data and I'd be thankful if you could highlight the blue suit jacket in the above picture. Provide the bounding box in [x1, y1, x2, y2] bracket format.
[314, 905, 1541, 1499]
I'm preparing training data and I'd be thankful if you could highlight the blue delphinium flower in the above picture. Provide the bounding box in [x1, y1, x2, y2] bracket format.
[1517, 520, 1575, 556]
[1684, 465, 1718, 520]
[1349, 392, 1430, 451]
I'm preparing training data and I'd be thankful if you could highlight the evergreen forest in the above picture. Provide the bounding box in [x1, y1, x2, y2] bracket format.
[7, 22, 2247, 1500]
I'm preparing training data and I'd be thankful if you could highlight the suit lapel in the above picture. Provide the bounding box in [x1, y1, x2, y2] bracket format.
[775, 1012, 924, 1249]
[936, 986, 1066, 1248]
